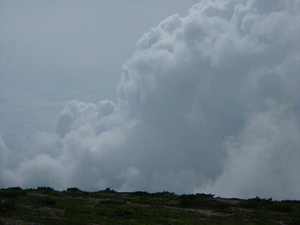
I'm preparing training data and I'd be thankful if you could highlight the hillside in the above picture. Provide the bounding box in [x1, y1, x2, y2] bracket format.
[1, 187, 300, 225]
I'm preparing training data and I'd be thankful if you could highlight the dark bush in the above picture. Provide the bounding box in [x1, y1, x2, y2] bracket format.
[290, 218, 300, 225]
[130, 191, 150, 196]
[101, 199, 126, 205]
[179, 194, 230, 209]
[180, 194, 206, 207]
[270, 203, 293, 213]
[67, 187, 81, 192]
[104, 187, 116, 193]
[8, 187, 22, 190]
[64, 187, 89, 196]
[0, 200, 17, 213]
[39, 197, 57, 206]
[0, 187, 26, 198]
[111, 208, 134, 218]
[195, 193, 215, 198]
[37, 186, 53, 190]
[238, 197, 273, 209]
[37, 187, 54, 193]
[152, 191, 176, 197]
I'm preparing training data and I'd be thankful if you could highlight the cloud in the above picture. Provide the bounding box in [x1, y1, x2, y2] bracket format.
[0, 135, 9, 186]
[197, 100, 300, 199]
[1, 0, 300, 199]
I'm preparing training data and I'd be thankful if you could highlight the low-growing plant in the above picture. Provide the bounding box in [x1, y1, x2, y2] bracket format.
[111, 207, 134, 219]
[0, 187, 26, 198]
[66, 187, 81, 192]
[0, 187, 299, 224]
[39, 197, 57, 206]
[0, 199, 17, 213]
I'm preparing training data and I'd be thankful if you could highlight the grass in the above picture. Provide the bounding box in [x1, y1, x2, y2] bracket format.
[0, 187, 300, 224]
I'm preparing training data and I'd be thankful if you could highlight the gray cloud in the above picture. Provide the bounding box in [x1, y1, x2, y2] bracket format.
[1, 0, 300, 200]
[0, 135, 9, 186]
[198, 100, 300, 199]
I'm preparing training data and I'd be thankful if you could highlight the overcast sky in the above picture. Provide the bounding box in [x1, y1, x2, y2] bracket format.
[0, 0, 200, 132]
[1, 0, 300, 200]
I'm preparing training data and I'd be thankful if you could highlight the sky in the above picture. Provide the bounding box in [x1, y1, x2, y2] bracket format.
[1, 0, 300, 200]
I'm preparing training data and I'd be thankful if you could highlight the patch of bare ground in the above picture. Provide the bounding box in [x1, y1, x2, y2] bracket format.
[0, 218, 41, 225]
[163, 206, 233, 217]
[214, 197, 240, 205]
[20, 205, 64, 218]
[26, 193, 49, 198]
[234, 207, 254, 212]
[184, 208, 234, 217]
[189, 208, 233, 217]
[37, 207, 64, 218]
[86, 198, 113, 204]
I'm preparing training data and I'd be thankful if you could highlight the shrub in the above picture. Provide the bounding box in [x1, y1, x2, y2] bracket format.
[104, 187, 116, 193]
[39, 197, 57, 206]
[0, 200, 17, 213]
[130, 191, 150, 196]
[37, 187, 54, 193]
[111, 207, 134, 218]
[0, 187, 26, 198]
[67, 187, 81, 192]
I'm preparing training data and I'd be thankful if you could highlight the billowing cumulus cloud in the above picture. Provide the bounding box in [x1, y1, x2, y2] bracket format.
[1, 0, 300, 200]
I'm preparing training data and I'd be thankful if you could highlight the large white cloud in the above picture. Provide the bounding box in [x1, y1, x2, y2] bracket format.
[1, 0, 300, 199]
[197, 100, 300, 199]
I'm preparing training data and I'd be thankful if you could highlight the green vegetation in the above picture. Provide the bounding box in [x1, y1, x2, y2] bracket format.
[0, 187, 299, 224]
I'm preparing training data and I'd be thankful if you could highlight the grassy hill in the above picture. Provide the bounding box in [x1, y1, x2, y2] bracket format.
[1, 187, 300, 225]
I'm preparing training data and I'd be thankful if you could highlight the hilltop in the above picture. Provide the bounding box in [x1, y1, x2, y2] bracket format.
[1, 187, 300, 224]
